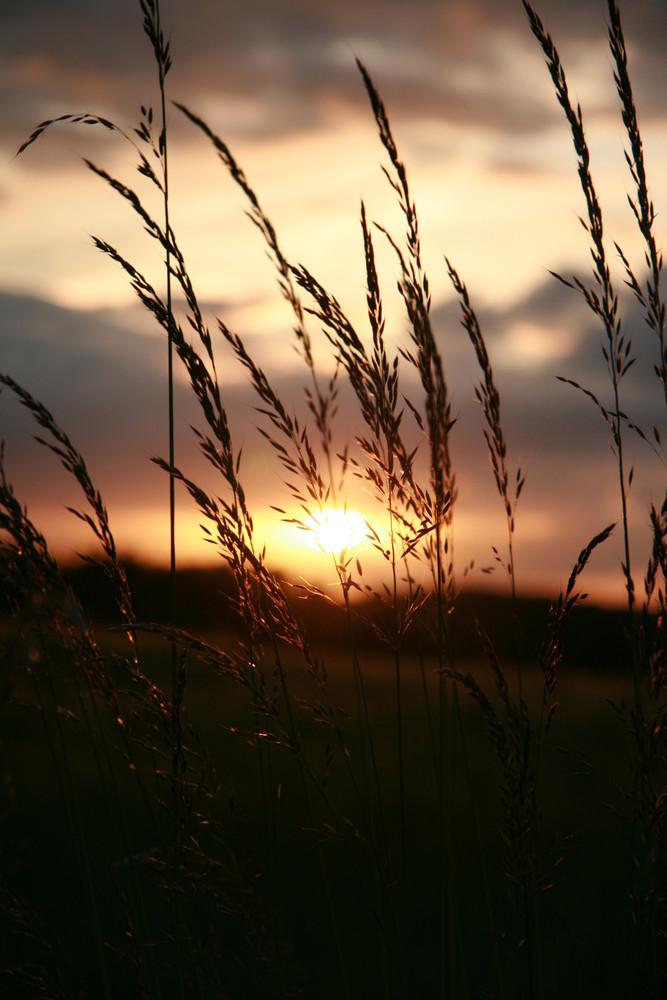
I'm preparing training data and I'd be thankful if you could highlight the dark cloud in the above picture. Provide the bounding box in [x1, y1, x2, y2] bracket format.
[1, 293, 171, 501]
[2, 280, 663, 601]
[3, 0, 666, 157]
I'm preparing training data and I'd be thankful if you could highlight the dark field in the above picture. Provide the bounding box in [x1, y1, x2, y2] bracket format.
[0, 568, 656, 998]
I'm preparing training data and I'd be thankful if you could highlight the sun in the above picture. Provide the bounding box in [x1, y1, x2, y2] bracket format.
[307, 507, 367, 557]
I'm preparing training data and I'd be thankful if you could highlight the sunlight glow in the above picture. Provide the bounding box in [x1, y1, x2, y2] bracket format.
[307, 507, 367, 557]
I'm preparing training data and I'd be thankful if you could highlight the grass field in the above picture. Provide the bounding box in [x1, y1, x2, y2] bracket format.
[0, 607, 640, 998]
[1, 0, 666, 997]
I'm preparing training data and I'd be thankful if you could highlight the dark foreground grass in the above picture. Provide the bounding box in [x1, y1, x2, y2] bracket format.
[0, 621, 636, 999]
[1, 0, 666, 997]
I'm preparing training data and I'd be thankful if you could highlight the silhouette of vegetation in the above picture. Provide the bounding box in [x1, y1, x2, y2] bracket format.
[1, 1, 665, 997]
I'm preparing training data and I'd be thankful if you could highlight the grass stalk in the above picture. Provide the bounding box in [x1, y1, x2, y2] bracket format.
[523, 8, 667, 984]
[139, 0, 183, 824]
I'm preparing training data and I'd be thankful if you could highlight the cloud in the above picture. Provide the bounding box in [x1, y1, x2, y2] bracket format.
[5, 0, 666, 319]
[1, 293, 170, 500]
[3, 0, 666, 157]
[1, 280, 663, 605]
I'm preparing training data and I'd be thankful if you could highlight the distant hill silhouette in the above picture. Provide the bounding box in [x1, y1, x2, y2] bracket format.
[0, 558, 631, 669]
[14, 560, 626, 671]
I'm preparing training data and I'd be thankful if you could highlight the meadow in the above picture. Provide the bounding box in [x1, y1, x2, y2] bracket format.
[1, 1, 666, 997]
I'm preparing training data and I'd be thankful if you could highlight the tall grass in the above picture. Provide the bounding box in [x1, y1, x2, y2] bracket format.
[524, 2, 667, 989]
[1, 0, 666, 997]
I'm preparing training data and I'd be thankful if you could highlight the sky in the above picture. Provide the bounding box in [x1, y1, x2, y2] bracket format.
[1, 0, 666, 607]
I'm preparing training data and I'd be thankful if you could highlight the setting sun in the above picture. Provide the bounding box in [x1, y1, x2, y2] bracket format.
[306, 507, 368, 557]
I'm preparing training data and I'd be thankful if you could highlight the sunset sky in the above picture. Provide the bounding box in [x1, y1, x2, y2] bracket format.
[2, 0, 666, 605]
